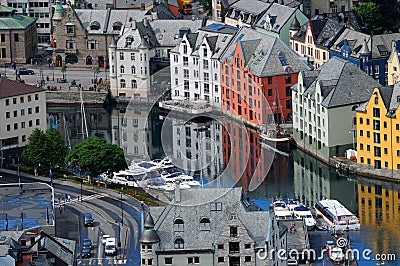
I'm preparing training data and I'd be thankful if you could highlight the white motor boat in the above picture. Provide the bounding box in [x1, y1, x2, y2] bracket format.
[315, 199, 360, 231]
[328, 247, 345, 263]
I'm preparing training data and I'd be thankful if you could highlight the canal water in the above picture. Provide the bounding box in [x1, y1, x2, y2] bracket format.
[47, 104, 400, 265]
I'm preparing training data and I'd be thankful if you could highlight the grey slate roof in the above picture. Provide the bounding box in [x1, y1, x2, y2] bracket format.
[221, 26, 310, 77]
[302, 57, 381, 108]
[254, 3, 297, 33]
[229, 0, 271, 16]
[149, 187, 270, 251]
[114, 0, 154, 9]
[149, 19, 203, 47]
[293, 18, 344, 49]
[389, 83, 400, 116]
[312, 11, 361, 31]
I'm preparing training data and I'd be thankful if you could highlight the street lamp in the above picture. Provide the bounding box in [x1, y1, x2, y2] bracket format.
[79, 168, 83, 202]
[120, 188, 124, 226]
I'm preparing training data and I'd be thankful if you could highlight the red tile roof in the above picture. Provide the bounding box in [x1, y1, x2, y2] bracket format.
[0, 78, 45, 99]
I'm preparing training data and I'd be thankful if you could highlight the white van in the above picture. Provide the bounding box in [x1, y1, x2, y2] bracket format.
[105, 238, 117, 256]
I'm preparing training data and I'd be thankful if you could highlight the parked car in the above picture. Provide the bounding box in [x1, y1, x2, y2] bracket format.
[83, 238, 92, 249]
[18, 68, 35, 75]
[101, 234, 110, 245]
[84, 213, 93, 226]
[81, 246, 91, 258]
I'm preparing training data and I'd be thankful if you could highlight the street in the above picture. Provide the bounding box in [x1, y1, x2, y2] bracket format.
[0, 169, 142, 266]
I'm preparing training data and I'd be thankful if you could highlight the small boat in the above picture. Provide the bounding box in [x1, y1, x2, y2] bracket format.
[314, 199, 360, 231]
[272, 200, 293, 220]
[259, 130, 295, 151]
[328, 247, 345, 263]
[292, 205, 316, 231]
[272, 200, 317, 230]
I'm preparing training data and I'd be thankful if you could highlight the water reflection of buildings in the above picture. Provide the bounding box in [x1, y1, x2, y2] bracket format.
[167, 116, 224, 180]
[357, 178, 400, 255]
[292, 150, 356, 211]
[221, 120, 292, 197]
[46, 106, 111, 148]
[111, 105, 164, 162]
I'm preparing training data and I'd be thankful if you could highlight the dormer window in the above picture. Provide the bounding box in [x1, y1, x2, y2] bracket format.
[174, 217, 184, 232]
[200, 217, 210, 231]
[125, 37, 133, 47]
[174, 238, 184, 249]
[66, 25, 74, 34]
[113, 21, 122, 31]
[203, 48, 208, 57]
[90, 21, 100, 30]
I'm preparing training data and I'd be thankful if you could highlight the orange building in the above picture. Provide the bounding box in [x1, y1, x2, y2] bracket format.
[220, 27, 310, 126]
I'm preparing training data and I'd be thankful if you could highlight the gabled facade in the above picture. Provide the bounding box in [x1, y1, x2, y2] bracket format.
[140, 187, 287, 266]
[387, 41, 400, 86]
[356, 85, 400, 171]
[52, 5, 155, 68]
[170, 23, 238, 107]
[290, 17, 346, 69]
[254, 3, 308, 46]
[303, 0, 360, 18]
[109, 18, 203, 98]
[330, 29, 400, 86]
[292, 57, 381, 159]
[220, 27, 311, 127]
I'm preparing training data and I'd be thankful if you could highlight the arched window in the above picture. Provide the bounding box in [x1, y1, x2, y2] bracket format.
[174, 217, 184, 232]
[214, 73, 218, 81]
[174, 238, 184, 249]
[120, 79, 126, 88]
[86, 56, 92, 65]
[131, 79, 137, 88]
[120, 65, 125, 74]
[131, 65, 136, 74]
[200, 217, 210, 231]
[374, 97, 378, 104]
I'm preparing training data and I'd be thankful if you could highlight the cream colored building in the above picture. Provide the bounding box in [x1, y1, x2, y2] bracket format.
[0, 78, 46, 165]
[387, 42, 400, 86]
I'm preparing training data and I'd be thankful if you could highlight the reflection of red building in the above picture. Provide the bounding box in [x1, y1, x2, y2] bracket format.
[222, 120, 290, 194]
[220, 27, 310, 125]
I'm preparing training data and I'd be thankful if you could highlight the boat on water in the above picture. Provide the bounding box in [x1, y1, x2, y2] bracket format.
[328, 247, 345, 263]
[259, 129, 295, 151]
[272, 199, 317, 230]
[105, 169, 149, 187]
[314, 199, 360, 231]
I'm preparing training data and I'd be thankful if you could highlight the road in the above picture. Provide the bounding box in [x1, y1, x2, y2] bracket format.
[0, 170, 142, 266]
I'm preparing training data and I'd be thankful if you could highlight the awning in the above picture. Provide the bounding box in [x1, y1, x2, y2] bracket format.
[65, 22, 74, 26]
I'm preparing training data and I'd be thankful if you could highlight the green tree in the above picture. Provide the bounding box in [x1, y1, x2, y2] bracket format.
[64, 137, 127, 178]
[355, 2, 382, 34]
[200, 0, 212, 13]
[21, 128, 68, 169]
[61, 63, 67, 80]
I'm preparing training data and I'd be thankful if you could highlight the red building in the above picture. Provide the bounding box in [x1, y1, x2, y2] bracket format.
[220, 27, 310, 126]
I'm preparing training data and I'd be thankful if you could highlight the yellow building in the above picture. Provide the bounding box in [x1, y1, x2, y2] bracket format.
[387, 42, 400, 86]
[356, 85, 400, 170]
[357, 180, 400, 254]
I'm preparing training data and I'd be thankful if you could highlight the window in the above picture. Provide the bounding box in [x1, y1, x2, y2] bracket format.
[66, 25, 74, 34]
[229, 242, 240, 253]
[87, 40, 98, 50]
[29, 120, 32, 127]
[374, 147, 381, 157]
[188, 257, 199, 264]
[285, 75, 292, 84]
[20, 97, 24, 103]
[131, 66, 136, 74]
[165, 258, 172, 264]
[13, 110, 17, 117]
[204, 73, 209, 81]
[374, 133, 380, 143]
[218, 257, 224, 263]
[13, 98, 17, 104]
[6, 124, 10, 131]
[367, 131, 370, 138]
[184, 80, 189, 90]
[174, 218, 184, 231]
[373, 120, 380, 130]
[245, 256, 251, 262]
[120, 65, 125, 73]
[120, 79, 126, 88]
[286, 86, 292, 97]
[360, 130, 363, 137]
[36, 119, 40, 126]
[366, 119, 370, 125]
[120, 52, 124, 60]
[1, 48, 5, 58]
[200, 217, 210, 230]
[174, 238, 184, 249]
[373, 108, 380, 118]
[210, 202, 222, 211]
[183, 56, 188, 66]
[203, 48, 207, 57]
[203, 59, 209, 69]
[14, 123, 18, 130]
[148, 258, 153, 265]
[5, 112, 10, 118]
[245, 243, 251, 249]
[230, 226, 238, 237]
[131, 80, 137, 88]
[184, 69, 189, 78]
[21, 122, 25, 129]
[218, 244, 224, 249]
[0, 34, 4, 42]
[359, 117, 363, 124]
[183, 44, 187, 54]
[5, 99, 9, 105]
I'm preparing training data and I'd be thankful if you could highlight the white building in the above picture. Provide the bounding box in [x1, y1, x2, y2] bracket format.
[292, 57, 380, 159]
[109, 18, 203, 98]
[170, 23, 238, 107]
[0, 78, 46, 166]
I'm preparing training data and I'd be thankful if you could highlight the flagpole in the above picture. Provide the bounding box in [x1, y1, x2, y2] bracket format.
[18, 156, 20, 187]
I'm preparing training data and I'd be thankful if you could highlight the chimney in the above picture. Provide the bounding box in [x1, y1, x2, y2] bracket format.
[175, 179, 181, 202]
[132, 20, 137, 30]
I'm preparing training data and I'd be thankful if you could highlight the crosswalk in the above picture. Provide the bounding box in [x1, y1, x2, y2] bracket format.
[55, 193, 106, 206]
